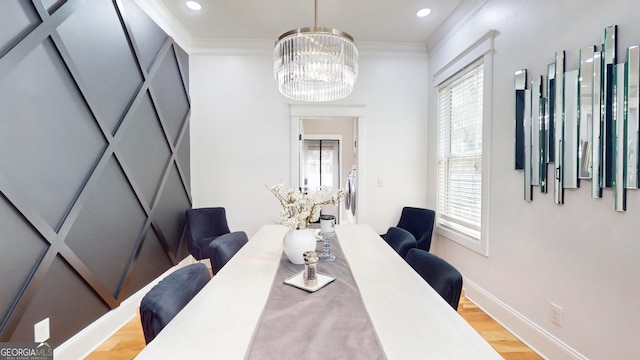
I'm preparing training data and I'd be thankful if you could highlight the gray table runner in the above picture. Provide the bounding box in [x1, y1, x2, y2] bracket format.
[244, 233, 387, 360]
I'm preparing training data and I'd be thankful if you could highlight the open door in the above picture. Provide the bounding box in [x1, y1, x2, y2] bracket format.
[301, 138, 341, 221]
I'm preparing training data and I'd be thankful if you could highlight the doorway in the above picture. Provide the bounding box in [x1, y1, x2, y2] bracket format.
[289, 104, 366, 224]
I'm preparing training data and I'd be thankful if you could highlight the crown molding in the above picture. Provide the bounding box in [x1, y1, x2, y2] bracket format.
[189, 39, 274, 55]
[357, 42, 427, 58]
[135, 0, 427, 58]
[425, 0, 491, 52]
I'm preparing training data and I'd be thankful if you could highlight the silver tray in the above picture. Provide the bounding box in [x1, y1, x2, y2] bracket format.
[283, 271, 335, 292]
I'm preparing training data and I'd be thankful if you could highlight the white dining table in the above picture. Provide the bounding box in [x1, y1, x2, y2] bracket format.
[135, 224, 501, 359]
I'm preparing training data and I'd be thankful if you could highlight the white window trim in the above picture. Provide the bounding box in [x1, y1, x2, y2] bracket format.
[434, 30, 495, 257]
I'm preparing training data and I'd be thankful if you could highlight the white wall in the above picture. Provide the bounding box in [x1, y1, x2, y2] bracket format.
[190, 47, 429, 237]
[427, 0, 640, 358]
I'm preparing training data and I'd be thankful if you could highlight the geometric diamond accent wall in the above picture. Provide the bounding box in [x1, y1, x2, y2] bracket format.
[0, 0, 191, 346]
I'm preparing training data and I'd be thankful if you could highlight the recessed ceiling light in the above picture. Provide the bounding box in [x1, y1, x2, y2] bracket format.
[186, 1, 201, 11]
[417, 8, 432, 17]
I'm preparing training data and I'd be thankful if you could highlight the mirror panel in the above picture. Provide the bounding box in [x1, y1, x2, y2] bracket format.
[564, 70, 579, 188]
[579, 46, 595, 179]
[554, 51, 565, 204]
[602, 25, 617, 188]
[625, 46, 639, 189]
[614, 63, 626, 211]
[546, 63, 556, 163]
[592, 51, 603, 198]
[531, 76, 542, 186]
[515, 70, 527, 170]
[524, 88, 533, 201]
[562, 70, 579, 189]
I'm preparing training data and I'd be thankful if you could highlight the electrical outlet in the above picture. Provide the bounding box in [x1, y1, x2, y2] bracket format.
[377, 178, 384, 187]
[34, 318, 50, 343]
[550, 303, 563, 327]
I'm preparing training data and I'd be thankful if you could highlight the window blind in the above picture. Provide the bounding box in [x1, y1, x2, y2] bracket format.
[437, 64, 483, 239]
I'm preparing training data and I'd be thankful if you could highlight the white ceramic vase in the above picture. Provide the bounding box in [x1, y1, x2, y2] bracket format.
[282, 229, 316, 264]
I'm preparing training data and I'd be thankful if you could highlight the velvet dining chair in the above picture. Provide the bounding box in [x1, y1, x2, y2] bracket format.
[185, 207, 249, 274]
[140, 263, 211, 344]
[382, 226, 417, 258]
[395, 207, 436, 251]
[207, 231, 248, 274]
[405, 248, 463, 310]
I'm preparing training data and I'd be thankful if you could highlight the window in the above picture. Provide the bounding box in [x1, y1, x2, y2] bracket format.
[437, 63, 483, 240]
[432, 30, 494, 256]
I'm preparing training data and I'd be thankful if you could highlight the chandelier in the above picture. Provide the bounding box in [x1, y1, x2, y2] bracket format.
[274, 0, 359, 102]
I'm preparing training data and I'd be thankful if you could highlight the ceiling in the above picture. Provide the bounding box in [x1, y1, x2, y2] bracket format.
[145, 0, 466, 45]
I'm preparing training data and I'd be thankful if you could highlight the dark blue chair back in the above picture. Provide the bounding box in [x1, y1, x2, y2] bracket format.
[405, 248, 463, 310]
[185, 207, 231, 260]
[208, 231, 249, 274]
[140, 263, 211, 344]
[383, 227, 417, 258]
[397, 207, 435, 251]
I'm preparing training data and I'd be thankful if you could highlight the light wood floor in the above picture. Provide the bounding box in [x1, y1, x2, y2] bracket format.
[85, 291, 541, 359]
[457, 294, 542, 360]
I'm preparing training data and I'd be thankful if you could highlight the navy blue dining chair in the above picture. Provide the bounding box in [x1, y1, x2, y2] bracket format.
[396, 207, 436, 251]
[405, 248, 463, 310]
[382, 226, 417, 258]
[185, 207, 248, 273]
[140, 263, 211, 344]
[208, 231, 248, 274]
[185, 207, 231, 261]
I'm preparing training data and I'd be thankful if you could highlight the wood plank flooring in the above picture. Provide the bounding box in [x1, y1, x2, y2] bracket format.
[457, 294, 542, 360]
[85, 291, 541, 359]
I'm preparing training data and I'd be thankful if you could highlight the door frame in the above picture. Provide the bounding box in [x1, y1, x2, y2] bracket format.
[289, 104, 367, 224]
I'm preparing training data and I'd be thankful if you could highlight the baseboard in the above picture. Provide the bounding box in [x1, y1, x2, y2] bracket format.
[54, 257, 200, 360]
[463, 278, 588, 360]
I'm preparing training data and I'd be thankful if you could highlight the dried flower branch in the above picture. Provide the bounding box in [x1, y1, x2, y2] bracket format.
[267, 184, 345, 230]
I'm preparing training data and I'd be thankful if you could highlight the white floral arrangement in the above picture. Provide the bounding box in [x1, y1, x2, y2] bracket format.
[268, 184, 345, 230]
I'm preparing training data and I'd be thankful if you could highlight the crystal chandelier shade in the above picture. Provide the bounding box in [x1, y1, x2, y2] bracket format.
[273, 4, 358, 102]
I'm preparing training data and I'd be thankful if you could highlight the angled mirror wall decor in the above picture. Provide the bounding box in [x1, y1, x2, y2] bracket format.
[625, 45, 639, 190]
[515, 70, 527, 170]
[592, 51, 603, 198]
[514, 25, 640, 212]
[614, 63, 626, 211]
[564, 69, 579, 189]
[602, 25, 617, 188]
[579, 46, 595, 180]
[554, 51, 565, 204]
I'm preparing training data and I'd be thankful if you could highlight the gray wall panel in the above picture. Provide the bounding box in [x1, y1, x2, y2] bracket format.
[174, 44, 190, 97]
[0, 196, 48, 328]
[120, 228, 173, 299]
[154, 164, 190, 257]
[64, 158, 147, 297]
[0, 39, 107, 231]
[41, 0, 66, 14]
[120, 0, 167, 72]
[152, 49, 190, 145]
[177, 122, 191, 192]
[0, 0, 191, 346]
[0, 2, 39, 56]
[8, 256, 111, 346]
[57, 0, 143, 134]
[118, 92, 171, 206]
